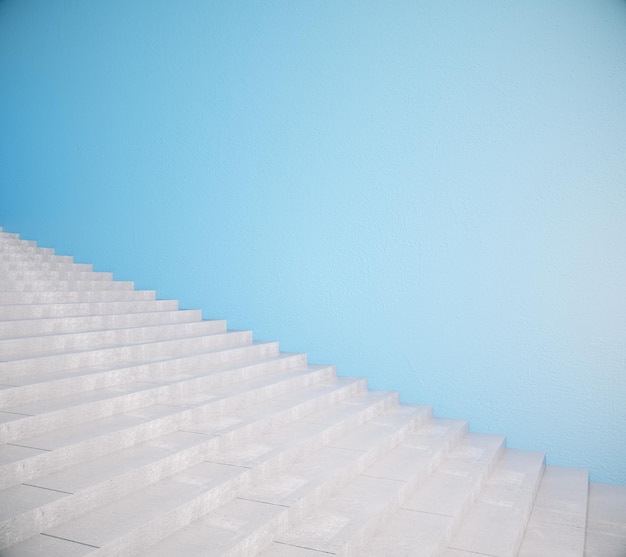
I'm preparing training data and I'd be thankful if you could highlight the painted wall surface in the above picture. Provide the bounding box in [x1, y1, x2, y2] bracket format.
[1, 1, 625, 484]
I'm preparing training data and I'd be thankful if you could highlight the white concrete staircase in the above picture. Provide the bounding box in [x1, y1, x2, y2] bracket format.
[0, 228, 624, 557]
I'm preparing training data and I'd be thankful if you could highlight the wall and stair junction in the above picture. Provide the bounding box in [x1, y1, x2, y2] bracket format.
[0, 228, 624, 557]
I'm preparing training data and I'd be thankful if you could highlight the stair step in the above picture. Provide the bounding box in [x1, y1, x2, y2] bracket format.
[0, 279, 134, 292]
[0, 341, 289, 409]
[1, 374, 371, 552]
[518, 466, 588, 557]
[1, 261, 93, 272]
[0, 247, 55, 257]
[0, 344, 303, 444]
[0, 253, 73, 264]
[359, 432, 505, 557]
[2, 228, 618, 557]
[0, 361, 336, 491]
[0, 309, 204, 339]
[443, 448, 545, 557]
[0, 329, 254, 377]
[253, 418, 465, 557]
[0, 289, 155, 305]
[0, 271, 112, 283]
[1, 388, 396, 549]
[0, 318, 226, 359]
[584, 482, 626, 557]
[51, 403, 430, 556]
[0, 299, 179, 320]
[135, 405, 429, 557]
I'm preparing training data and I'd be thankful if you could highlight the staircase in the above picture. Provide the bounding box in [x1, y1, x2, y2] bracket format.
[0, 228, 624, 557]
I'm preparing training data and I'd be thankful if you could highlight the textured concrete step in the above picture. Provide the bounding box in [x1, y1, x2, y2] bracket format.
[0, 299, 179, 320]
[0, 328, 255, 378]
[1, 261, 93, 272]
[0, 239, 54, 253]
[0, 253, 73, 264]
[0, 289, 156, 305]
[257, 418, 466, 557]
[0, 372, 363, 554]
[0, 309, 204, 339]
[443, 448, 545, 557]
[359, 432, 505, 557]
[0, 340, 297, 445]
[0, 362, 338, 492]
[1, 387, 395, 549]
[141, 410, 439, 557]
[0, 233, 30, 243]
[18, 401, 429, 557]
[0, 318, 227, 359]
[518, 466, 588, 557]
[584, 482, 626, 557]
[0, 341, 288, 409]
[0, 248, 55, 257]
[0, 279, 134, 292]
[0, 269, 113, 281]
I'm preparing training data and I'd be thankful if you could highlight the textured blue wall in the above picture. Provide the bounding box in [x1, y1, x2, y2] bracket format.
[1, 0, 625, 484]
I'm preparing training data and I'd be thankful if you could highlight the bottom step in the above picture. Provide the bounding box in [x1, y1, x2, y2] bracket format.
[518, 466, 588, 557]
[584, 482, 626, 557]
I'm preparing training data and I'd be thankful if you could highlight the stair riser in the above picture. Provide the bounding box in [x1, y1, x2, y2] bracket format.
[224, 409, 436, 557]
[0, 300, 179, 320]
[3, 382, 388, 549]
[445, 441, 508, 538]
[0, 368, 345, 491]
[1, 262, 92, 272]
[0, 254, 72, 264]
[240, 394, 400, 490]
[0, 342, 288, 408]
[16, 380, 381, 556]
[0, 310, 205, 340]
[95, 473, 254, 557]
[0, 330, 254, 379]
[0, 290, 154, 305]
[284, 415, 434, 522]
[0, 320, 228, 360]
[0, 247, 54, 256]
[336, 428, 470, 557]
[0, 350, 308, 445]
[510, 463, 546, 556]
[446, 451, 546, 557]
[0, 280, 134, 292]
[0, 235, 34, 244]
[0, 271, 111, 282]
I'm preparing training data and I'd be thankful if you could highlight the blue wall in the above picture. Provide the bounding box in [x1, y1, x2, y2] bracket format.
[2, 0, 625, 484]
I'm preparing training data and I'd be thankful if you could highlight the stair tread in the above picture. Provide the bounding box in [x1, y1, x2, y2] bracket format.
[0, 310, 206, 339]
[25, 390, 392, 496]
[0, 319, 228, 360]
[0, 290, 155, 304]
[4, 381, 380, 552]
[584, 482, 626, 557]
[1, 349, 299, 392]
[0, 229, 612, 557]
[359, 432, 505, 557]
[3, 366, 334, 453]
[0, 331, 259, 379]
[444, 448, 545, 557]
[0, 386, 392, 548]
[46, 460, 245, 547]
[128, 405, 432, 557]
[0, 279, 134, 291]
[0, 299, 179, 320]
[0, 367, 347, 495]
[518, 466, 588, 557]
[263, 417, 463, 555]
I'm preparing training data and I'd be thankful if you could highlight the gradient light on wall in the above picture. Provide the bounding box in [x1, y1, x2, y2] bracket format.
[1, 0, 625, 484]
